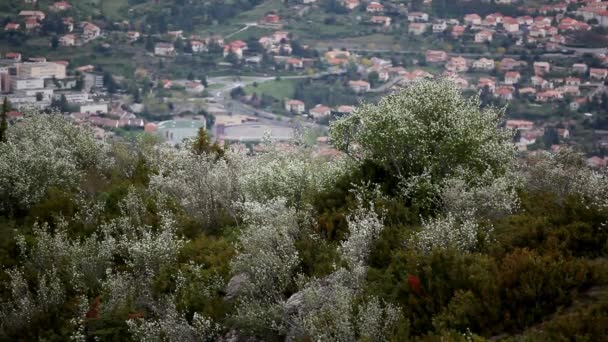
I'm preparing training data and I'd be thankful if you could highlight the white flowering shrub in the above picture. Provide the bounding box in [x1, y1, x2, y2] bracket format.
[238, 142, 351, 209]
[355, 297, 401, 342]
[339, 204, 384, 276]
[0, 112, 109, 211]
[283, 204, 398, 341]
[0, 267, 65, 331]
[440, 169, 521, 221]
[230, 198, 301, 299]
[147, 145, 242, 228]
[413, 212, 490, 253]
[285, 269, 399, 342]
[330, 78, 515, 208]
[523, 148, 608, 209]
[127, 299, 221, 342]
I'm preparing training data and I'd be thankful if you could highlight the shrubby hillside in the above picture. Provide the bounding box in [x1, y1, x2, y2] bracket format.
[1, 80, 608, 341]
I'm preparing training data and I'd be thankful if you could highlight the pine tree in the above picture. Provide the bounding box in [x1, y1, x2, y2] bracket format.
[0, 97, 9, 143]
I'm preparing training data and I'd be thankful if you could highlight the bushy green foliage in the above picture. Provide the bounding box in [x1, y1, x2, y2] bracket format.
[1, 81, 608, 341]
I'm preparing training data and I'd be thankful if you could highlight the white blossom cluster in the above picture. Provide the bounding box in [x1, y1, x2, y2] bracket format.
[1, 189, 189, 334]
[523, 148, 608, 209]
[230, 198, 301, 302]
[147, 146, 243, 228]
[285, 270, 399, 342]
[330, 78, 515, 208]
[0, 267, 65, 331]
[339, 203, 384, 276]
[238, 141, 351, 209]
[413, 212, 490, 253]
[127, 299, 220, 342]
[0, 112, 109, 211]
[440, 168, 521, 221]
[283, 205, 399, 341]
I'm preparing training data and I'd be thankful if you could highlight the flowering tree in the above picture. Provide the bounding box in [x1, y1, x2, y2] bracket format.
[330, 78, 515, 209]
[0, 112, 108, 211]
[238, 141, 351, 209]
[147, 146, 243, 229]
[522, 148, 608, 209]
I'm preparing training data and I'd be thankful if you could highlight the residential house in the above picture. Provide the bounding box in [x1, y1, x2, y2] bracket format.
[19, 11, 45, 21]
[4, 23, 20, 31]
[309, 104, 332, 119]
[285, 99, 305, 114]
[185, 81, 205, 94]
[565, 77, 581, 86]
[517, 16, 534, 26]
[25, 18, 40, 30]
[286, 58, 304, 69]
[62, 17, 74, 32]
[343, 0, 360, 10]
[263, 14, 280, 24]
[366, 2, 384, 13]
[348, 80, 371, 93]
[590, 68, 608, 80]
[451, 25, 466, 37]
[533, 61, 551, 75]
[432, 20, 448, 33]
[51, 1, 71, 11]
[82, 22, 101, 41]
[191, 40, 206, 53]
[59, 34, 76, 46]
[502, 17, 519, 33]
[408, 12, 429, 22]
[487, 13, 504, 24]
[464, 13, 482, 26]
[506, 119, 534, 130]
[558, 85, 580, 96]
[425, 50, 448, 63]
[6, 52, 22, 62]
[473, 58, 495, 70]
[127, 31, 140, 42]
[496, 86, 514, 100]
[572, 63, 588, 74]
[223, 40, 248, 58]
[504, 71, 521, 85]
[519, 87, 537, 96]
[336, 105, 355, 114]
[474, 30, 493, 43]
[370, 16, 391, 27]
[446, 56, 468, 73]
[167, 30, 184, 40]
[478, 77, 496, 93]
[408, 23, 428, 35]
[531, 76, 551, 89]
[536, 90, 563, 102]
[154, 42, 175, 57]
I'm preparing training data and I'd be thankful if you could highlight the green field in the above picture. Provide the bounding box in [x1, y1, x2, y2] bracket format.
[101, 0, 129, 19]
[236, 0, 286, 22]
[244, 79, 300, 99]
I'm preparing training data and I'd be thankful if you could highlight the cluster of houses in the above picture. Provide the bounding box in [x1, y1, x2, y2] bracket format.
[284, 99, 356, 120]
[421, 49, 608, 105]
[153, 29, 319, 70]
[3, 2, 102, 47]
[0, 52, 147, 138]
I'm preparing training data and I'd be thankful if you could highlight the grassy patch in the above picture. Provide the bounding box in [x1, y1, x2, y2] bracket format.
[244, 78, 300, 99]
[101, 0, 129, 19]
[236, 0, 286, 22]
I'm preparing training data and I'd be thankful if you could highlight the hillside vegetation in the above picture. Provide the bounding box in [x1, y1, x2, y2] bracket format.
[1, 80, 608, 341]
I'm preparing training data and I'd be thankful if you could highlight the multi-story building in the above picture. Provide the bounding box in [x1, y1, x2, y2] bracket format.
[18, 62, 66, 79]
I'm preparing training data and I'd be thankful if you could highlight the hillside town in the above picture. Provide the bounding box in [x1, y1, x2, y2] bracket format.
[2, 0, 608, 164]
